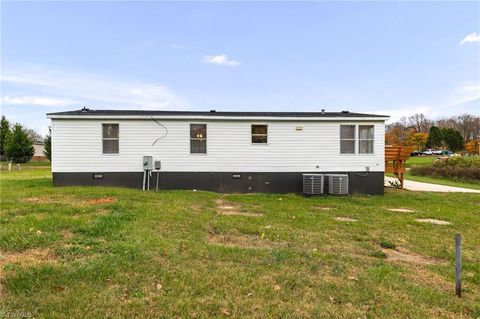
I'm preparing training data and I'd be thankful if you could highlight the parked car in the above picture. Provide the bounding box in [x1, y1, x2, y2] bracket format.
[410, 150, 423, 156]
[423, 149, 435, 155]
[439, 150, 454, 157]
[433, 150, 443, 155]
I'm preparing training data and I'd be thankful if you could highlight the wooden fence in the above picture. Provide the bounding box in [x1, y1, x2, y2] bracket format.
[385, 145, 414, 189]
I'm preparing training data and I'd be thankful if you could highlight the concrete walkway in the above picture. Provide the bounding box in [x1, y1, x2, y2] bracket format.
[384, 176, 480, 193]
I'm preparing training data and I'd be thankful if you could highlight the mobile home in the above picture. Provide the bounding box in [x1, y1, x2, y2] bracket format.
[47, 109, 388, 194]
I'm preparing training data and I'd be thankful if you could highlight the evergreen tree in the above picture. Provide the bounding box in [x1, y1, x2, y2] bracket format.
[44, 126, 52, 161]
[426, 126, 443, 149]
[4, 123, 35, 163]
[442, 128, 464, 152]
[0, 115, 11, 157]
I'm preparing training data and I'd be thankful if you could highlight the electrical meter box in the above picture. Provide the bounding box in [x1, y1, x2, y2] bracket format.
[154, 160, 161, 170]
[143, 156, 153, 170]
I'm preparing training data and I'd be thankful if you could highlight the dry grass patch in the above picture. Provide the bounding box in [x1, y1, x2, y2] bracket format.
[207, 230, 280, 249]
[215, 198, 263, 217]
[407, 267, 451, 292]
[382, 247, 443, 265]
[22, 196, 117, 206]
[60, 230, 74, 239]
[0, 248, 56, 276]
[22, 196, 59, 204]
[84, 197, 117, 205]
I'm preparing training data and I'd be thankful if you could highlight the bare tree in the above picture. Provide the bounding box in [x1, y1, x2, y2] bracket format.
[25, 128, 43, 142]
[435, 114, 480, 141]
[386, 113, 480, 144]
[456, 114, 479, 141]
[408, 113, 432, 133]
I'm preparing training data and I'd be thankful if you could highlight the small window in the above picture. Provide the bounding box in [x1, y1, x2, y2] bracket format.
[102, 124, 119, 154]
[251, 125, 268, 143]
[340, 125, 355, 154]
[359, 125, 374, 154]
[190, 124, 207, 153]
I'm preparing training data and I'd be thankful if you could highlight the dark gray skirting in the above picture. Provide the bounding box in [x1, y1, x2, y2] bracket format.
[52, 171, 385, 195]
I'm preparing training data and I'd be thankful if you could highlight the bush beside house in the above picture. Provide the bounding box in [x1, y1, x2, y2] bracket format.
[410, 156, 480, 182]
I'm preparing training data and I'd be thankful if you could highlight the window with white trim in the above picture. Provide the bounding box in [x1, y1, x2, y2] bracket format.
[340, 125, 355, 154]
[102, 124, 119, 154]
[190, 124, 207, 153]
[359, 125, 374, 154]
[251, 125, 268, 143]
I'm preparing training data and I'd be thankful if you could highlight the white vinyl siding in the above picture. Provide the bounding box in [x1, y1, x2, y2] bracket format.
[51, 119, 385, 173]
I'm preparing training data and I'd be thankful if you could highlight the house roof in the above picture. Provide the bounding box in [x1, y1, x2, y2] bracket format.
[47, 109, 388, 120]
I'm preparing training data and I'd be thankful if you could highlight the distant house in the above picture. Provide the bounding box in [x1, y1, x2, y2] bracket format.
[47, 109, 389, 194]
[32, 141, 47, 161]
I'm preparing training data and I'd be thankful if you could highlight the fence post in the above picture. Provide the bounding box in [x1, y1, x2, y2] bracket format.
[455, 234, 461, 297]
[17, 164, 21, 171]
[8, 162, 11, 171]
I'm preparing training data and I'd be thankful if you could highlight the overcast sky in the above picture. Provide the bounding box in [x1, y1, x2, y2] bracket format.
[1, 1, 479, 135]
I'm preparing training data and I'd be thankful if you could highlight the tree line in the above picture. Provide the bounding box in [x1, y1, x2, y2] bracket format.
[385, 113, 479, 154]
[0, 116, 51, 163]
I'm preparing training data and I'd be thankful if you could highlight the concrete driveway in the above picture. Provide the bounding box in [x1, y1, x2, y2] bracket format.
[384, 176, 480, 193]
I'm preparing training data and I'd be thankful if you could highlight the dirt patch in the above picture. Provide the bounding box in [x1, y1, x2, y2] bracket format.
[335, 217, 358, 222]
[382, 247, 441, 265]
[207, 230, 279, 249]
[215, 198, 263, 217]
[84, 197, 117, 205]
[415, 219, 451, 225]
[387, 208, 415, 213]
[0, 248, 56, 275]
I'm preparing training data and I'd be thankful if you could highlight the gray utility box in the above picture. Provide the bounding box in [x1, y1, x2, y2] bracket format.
[325, 174, 349, 195]
[302, 174, 324, 195]
[143, 156, 153, 170]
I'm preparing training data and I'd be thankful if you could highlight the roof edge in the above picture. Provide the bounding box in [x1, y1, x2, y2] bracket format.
[47, 109, 389, 120]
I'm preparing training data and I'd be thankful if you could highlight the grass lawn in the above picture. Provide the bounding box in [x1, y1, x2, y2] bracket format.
[1, 169, 479, 318]
[405, 156, 437, 167]
[1, 161, 51, 168]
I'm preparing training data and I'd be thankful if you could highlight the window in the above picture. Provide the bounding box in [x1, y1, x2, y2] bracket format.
[359, 125, 374, 154]
[102, 124, 119, 154]
[251, 125, 268, 143]
[190, 124, 207, 153]
[340, 125, 355, 154]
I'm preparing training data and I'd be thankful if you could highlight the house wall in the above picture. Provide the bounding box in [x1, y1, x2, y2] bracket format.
[51, 119, 385, 173]
[33, 144, 45, 157]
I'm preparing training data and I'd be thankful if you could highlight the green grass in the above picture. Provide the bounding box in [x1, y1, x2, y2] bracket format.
[1, 161, 51, 168]
[405, 156, 437, 167]
[1, 169, 479, 318]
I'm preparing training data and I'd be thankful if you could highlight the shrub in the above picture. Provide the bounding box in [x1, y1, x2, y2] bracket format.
[410, 156, 480, 182]
[4, 123, 35, 163]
